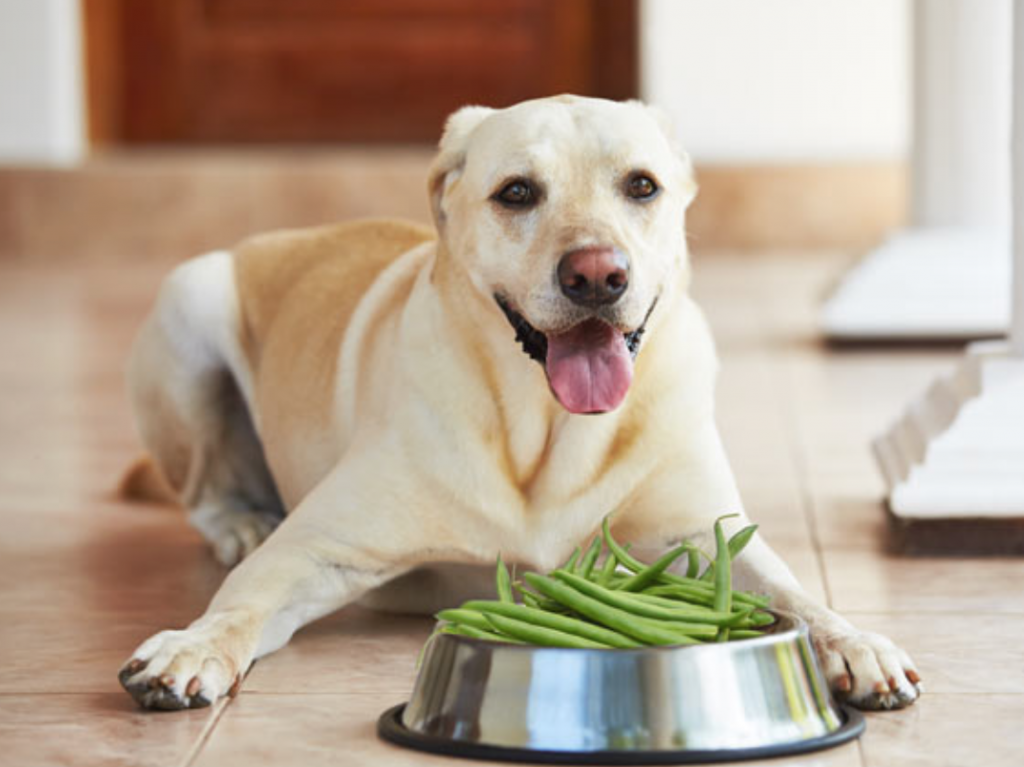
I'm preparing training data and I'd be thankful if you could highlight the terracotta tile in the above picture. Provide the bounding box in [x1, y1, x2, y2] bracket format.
[0, 502, 222, 643]
[0, 240, 999, 766]
[804, 476, 891, 552]
[839, 612, 1024, 695]
[243, 606, 434, 696]
[0, 511, 222, 696]
[823, 550, 1024, 614]
[0, 693, 220, 767]
[782, 351, 957, 473]
[860, 694, 1024, 767]
[0, 606, 214, 695]
[767, 544, 829, 607]
[193, 692, 862, 767]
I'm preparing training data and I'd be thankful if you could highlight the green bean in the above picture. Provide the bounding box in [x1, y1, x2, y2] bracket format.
[685, 546, 701, 578]
[513, 582, 567, 612]
[601, 517, 646, 572]
[484, 613, 612, 649]
[640, 585, 717, 607]
[553, 571, 749, 628]
[601, 517, 768, 606]
[723, 590, 771, 609]
[699, 524, 759, 582]
[433, 523, 771, 652]
[440, 624, 526, 644]
[732, 615, 772, 630]
[643, 583, 771, 610]
[524, 572, 702, 646]
[617, 544, 692, 592]
[597, 551, 619, 586]
[437, 608, 497, 632]
[713, 516, 735, 642]
[726, 629, 767, 640]
[461, 600, 641, 649]
[602, 519, 705, 588]
[605, 572, 631, 588]
[628, 591, 714, 611]
[563, 546, 582, 573]
[579, 536, 604, 579]
[748, 611, 776, 627]
[495, 554, 514, 603]
[517, 587, 543, 609]
[601, 519, 762, 603]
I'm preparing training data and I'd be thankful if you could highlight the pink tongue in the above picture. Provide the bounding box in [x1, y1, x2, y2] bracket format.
[545, 319, 634, 414]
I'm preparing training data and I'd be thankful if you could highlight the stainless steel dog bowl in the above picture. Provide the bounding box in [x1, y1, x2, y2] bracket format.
[378, 612, 863, 764]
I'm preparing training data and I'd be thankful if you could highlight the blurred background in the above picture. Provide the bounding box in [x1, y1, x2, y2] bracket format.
[3, 6, 1024, 764]
[0, 0, 910, 262]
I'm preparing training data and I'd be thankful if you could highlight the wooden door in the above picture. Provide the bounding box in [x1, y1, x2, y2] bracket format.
[86, 0, 638, 144]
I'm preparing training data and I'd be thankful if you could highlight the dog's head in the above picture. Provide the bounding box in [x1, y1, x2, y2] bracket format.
[429, 95, 697, 415]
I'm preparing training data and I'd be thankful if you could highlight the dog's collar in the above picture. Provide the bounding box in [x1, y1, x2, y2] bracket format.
[494, 295, 658, 365]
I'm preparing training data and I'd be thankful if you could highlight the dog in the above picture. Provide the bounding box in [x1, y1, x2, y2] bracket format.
[117, 95, 921, 711]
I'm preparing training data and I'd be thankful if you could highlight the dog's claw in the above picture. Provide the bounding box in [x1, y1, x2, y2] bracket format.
[816, 629, 921, 711]
[118, 625, 246, 711]
[859, 684, 919, 711]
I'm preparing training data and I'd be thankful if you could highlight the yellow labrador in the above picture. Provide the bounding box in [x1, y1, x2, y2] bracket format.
[118, 95, 921, 711]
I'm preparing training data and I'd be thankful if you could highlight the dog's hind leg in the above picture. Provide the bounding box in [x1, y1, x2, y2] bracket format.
[127, 250, 284, 566]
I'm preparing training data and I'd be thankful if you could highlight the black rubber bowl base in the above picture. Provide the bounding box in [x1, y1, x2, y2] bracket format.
[377, 703, 865, 765]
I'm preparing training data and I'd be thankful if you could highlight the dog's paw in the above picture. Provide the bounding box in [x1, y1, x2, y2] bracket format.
[814, 629, 922, 711]
[189, 502, 280, 567]
[118, 626, 244, 711]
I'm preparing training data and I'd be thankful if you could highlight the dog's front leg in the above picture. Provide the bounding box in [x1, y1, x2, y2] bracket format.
[732, 532, 922, 710]
[622, 423, 922, 711]
[118, 461, 420, 710]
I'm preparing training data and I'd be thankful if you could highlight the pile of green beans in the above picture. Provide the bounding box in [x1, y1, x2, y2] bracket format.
[434, 515, 775, 649]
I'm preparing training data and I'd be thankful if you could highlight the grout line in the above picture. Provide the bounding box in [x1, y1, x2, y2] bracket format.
[768, 319, 836, 610]
[178, 697, 232, 767]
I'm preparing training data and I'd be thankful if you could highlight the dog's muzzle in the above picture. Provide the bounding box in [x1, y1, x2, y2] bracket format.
[494, 295, 657, 414]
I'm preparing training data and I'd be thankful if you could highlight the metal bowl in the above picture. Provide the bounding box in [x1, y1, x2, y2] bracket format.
[378, 612, 864, 764]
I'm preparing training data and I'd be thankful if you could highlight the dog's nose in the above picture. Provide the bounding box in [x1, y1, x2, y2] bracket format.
[557, 247, 630, 307]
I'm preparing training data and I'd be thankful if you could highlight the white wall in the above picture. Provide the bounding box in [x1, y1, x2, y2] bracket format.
[0, 0, 84, 163]
[642, 0, 910, 164]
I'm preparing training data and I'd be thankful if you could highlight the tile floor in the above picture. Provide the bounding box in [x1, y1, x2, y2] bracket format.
[0, 249, 1020, 767]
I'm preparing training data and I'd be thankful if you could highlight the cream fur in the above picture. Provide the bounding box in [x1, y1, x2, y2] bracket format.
[119, 96, 920, 713]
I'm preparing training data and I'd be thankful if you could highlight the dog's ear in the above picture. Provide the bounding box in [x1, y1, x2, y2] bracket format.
[428, 105, 495, 231]
[629, 101, 698, 207]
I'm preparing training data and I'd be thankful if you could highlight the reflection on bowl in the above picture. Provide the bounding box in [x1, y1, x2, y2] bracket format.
[378, 612, 864, 764]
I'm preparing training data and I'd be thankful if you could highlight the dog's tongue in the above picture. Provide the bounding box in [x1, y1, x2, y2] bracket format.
[545, 319, 633, 414]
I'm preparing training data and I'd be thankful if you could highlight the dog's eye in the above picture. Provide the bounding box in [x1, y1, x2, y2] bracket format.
[493, 179, 537, 208]
[625, 173, 659, 201]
